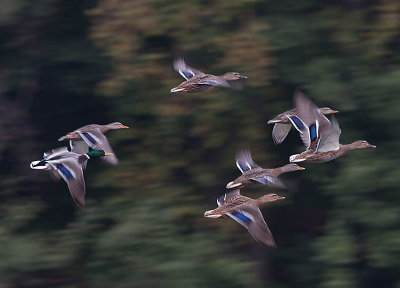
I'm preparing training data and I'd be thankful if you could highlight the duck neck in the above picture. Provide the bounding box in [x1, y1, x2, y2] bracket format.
[271, 165, 292, 176]
[100, 125, 113, 133]
[253, 195, 271, 206]
[340, 142, 359, 153]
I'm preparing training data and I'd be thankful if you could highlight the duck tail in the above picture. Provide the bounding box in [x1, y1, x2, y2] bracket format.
[30, 160, 49, 170]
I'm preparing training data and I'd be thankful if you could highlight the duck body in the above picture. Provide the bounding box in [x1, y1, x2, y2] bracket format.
[226, 149, 304, 189]
[287, 94, 376, 163]
[290, 141, 376, 163]
[58, 122, 129, 165]
[204, 189, 285, 248]
[170, 58, 246, 93]
[30, 147, 113, 207]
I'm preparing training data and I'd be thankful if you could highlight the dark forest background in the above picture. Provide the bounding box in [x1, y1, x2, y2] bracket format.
[1, 0, 399, 287]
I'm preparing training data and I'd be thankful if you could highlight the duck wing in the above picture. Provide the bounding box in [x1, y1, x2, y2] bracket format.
[198, 77, 231, 88]
[288, 90, 331, 148]
[43, 147, 69, 159]
[235, 149, 261, 173]
[227, 205, 276, 248]
[173, 58, 204, 80]
[77, 128, 118, 165]
[69, 140, 89, 169]
[271, 123, 292, 145]
[250, 175, 286, 189]
[47, 157, 86, 208]
[316, 115, 341, 152]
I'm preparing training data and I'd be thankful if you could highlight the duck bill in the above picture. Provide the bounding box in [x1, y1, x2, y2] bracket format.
[226, 181, 242, 189]
[369, 144, 376, 148]
[330, 110, 339, 114]
[239, 75, 247, 79]
[119, 125, 129, 128]
[297, 166, 306, 170]
[104, 152, 115, 156]
[278, 196, 285, 200]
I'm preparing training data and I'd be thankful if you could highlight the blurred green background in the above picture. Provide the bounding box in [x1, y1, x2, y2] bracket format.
[1, 0, 399, 287]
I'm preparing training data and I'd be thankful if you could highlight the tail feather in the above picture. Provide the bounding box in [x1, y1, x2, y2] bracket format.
[30, 160, 49, 170]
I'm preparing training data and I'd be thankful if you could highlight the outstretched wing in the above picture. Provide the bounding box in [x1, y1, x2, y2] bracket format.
[250, 175, 286, 189]
[227, 205, 276, 248]
[173, 58, 204, 80]
[69, 140, 89, 154]
[316, 115, 341, 152]
[235, 149, 261, 173]
[48, 158, 86, 208]
[271, 123, 292, 145]
[43, 147, 69, 160]
[198, 78, 231, 88]
[78, 128, 118, 165]
[69, 140, 89, 169]
[291, 90, 331, 148]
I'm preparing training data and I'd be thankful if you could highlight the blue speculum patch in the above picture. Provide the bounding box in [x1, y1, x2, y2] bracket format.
[290, 116, 305, 129]
[233, 211, 251, 223]
[183, 71, 193, 79]
[238, 161, 251, 172]
[82, 132, 97, 144]
[217, 195, 225, 205]
[57, 164, 73, 179]
[310, 124, 317, 141]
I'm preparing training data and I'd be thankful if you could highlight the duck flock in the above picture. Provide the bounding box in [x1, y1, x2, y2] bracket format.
[30, 58, 376, 248]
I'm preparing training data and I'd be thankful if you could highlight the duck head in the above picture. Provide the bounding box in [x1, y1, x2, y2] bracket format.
[258, 193, 285, 203]
[107, 122, 129, 129]
[86, 150, 114, 159]
[319, 107, 339, 114]
[221, 72, 247, 81]
[351, 140, 376, 149]
[281, 163, 305, 172]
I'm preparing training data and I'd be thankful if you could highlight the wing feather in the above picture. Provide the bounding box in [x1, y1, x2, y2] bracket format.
[227, 205, 276, 248]
[78, 129, 118, 165]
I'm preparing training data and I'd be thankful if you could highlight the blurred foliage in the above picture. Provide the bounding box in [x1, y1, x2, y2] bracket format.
[0, 0, 399, 287]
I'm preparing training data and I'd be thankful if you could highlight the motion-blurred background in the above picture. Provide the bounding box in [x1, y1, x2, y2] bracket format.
[1, 0, 399, 287]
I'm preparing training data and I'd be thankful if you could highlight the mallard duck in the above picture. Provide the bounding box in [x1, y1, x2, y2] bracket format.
[289, 115, 376, 163]
[170, 58, 247, 93]
[30, 147, 113, 207]
[58, 122, 129, 165]
[226, 149, 305, 189]
[268, 91, 338, 145]
[204, 189, 285, 248]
